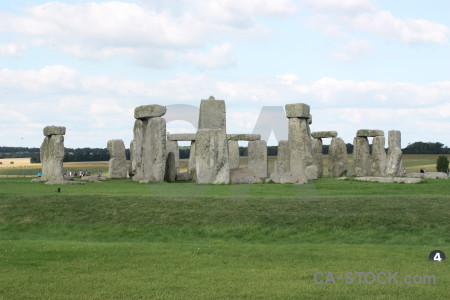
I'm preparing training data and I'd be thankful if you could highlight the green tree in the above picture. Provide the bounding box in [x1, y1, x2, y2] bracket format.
[436, 156, 449, 173]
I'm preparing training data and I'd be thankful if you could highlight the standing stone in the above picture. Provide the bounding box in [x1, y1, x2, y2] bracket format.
[188, 141, 196, 180]
[288, 117, 316, 179]
[164, 152, 176, 182]
[353, 137, 370, 177]
[141, 117, 166, 182]
[248, 140, 268, 178]
[198, 96, 226, 131]
[131, 119, 145, 180]
[275, 140, 289, 174]
[107, 139, 127, 178]
[129, 139, 136, 177]
[328, 137, 348, 177]
[166, 140, 180, 170]
[40, 127, 65, 181]
[312, 138, 323, 177]
[228, 140, 240, 169]
[386, 130, 402, 177]
[370, 136, 387, 177]
[195, 129, 230, 184]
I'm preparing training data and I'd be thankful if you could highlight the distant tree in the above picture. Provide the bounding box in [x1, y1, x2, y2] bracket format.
[403, 142, 450, 154]
[436, 156, 449, 173]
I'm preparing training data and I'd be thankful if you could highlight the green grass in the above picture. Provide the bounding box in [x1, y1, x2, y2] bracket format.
[0, 177, 449, 299]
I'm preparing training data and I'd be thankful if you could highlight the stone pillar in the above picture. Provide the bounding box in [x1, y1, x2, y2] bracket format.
[228, 140, 240, 169]
[312, 138, 323, 178]
[164, 152, 176, 182]
[386, 130, 403, 177]
[40, 126, 66, 181]
[248, 140, 267, 178]
[286, 103, 317, 180]
[370, 136, 387, 177]
[353, 137, 370, 177]
[328, 137, 348, 177]
[195, 96, 230, 184]
[195, 129, 230, 184]
[132, 105, 167, 183]
[188, 141, 196, 180]
[275, 140, 289, 174]
[107, 139, 127, 178]
[166, 140, 180, 170]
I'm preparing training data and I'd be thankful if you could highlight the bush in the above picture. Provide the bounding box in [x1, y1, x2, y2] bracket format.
[436, 156, 449, 173]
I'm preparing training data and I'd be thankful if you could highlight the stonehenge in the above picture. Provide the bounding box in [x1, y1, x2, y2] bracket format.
[107, 139, 128, 178]
[34, 98, 408, 186]
[39, 126, 66, 182]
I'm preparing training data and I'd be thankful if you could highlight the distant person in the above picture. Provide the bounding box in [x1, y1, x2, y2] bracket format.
[403, 169, 406, 175]
[420, 168, 425, 173]
[99, 171, 103, 177]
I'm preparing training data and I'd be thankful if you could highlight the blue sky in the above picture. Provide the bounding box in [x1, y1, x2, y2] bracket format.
[0, 0, 449, 148]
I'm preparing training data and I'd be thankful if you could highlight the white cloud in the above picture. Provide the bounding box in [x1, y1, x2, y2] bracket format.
[185, 43, 237, 69]
[332, 39, 373, 61]
[0, 43, 25, 57]
[302, 0, 373, 12]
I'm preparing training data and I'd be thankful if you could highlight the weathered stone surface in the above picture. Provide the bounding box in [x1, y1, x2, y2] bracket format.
[370, 136, 386, 177]
[311, 138, 323, 177]
[166, 140, 180, 170]
[328, 137, 348, 177]
[227, 134, 261, 141]
[275, 140, 289, 174]
[356, 129, 384, 137]
[353, 137, 370, 177]
[131, 119, 145, 180]
[228, 140, 240, 169]
[407, 172, 448, 179]
[136, 117, 167, 182]
[167, 133, 197, 141]
[269, 172, 307, 184]
[134, 105, 166, 119]
[164, 152, 176, 182]
[288, 117, 316, 180]
[40, 134, 65, 181]
[195, 129, 230, 184]
[176, 172, 191, 181]
[43, 126, 66, 136]
[107, 139, 127, 178]
[311, 131, 338, 139]
[355, 177, 422, 184]
[385, 130, 402, 177]
[248, 140, 268, 178]
[198, 97, 226, 131]
[188, 141, 197, 181]
[230, 168, 262, 184]
[129, 139, 136, 177]
[308, 114, 312, 125]
[285, 103, 310, 118]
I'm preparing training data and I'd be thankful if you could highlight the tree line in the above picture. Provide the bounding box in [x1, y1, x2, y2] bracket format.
[1, 141, 448, 163]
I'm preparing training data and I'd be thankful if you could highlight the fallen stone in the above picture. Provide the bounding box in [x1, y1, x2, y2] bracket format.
[167, 133, 197, 141]
[355, 177, 422, 184]
[227, 134, 261, 141]
[230, 168, 262, 184]
[328, 137, 348, 177]
[45, 180, 87, 185]
[195, 129, 230, 184]
[407, 172, 448, 179]
[248, 140, 268, 178]
[43, 126, 66, 136]
[285, 103, 310, 118]
[269, 172, 307, 184]
[134, 105, 166, 119]
[356, 129, 384, 137]
[311, 131, 338, 139]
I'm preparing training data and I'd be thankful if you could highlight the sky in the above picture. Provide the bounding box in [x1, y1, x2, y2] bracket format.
[0, 0, 449, 149]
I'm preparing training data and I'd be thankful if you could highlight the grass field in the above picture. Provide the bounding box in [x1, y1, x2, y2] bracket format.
[0, 155, 449, 299]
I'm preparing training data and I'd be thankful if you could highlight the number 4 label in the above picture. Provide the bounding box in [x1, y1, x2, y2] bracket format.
[429, 250, 446, 262]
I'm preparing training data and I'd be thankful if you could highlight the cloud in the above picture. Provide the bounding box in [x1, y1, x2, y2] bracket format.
[331, 40, 373, 61]
[304, 1, 450, 45]
[0, 43, 25, 57]
[0, 1, 295, 68]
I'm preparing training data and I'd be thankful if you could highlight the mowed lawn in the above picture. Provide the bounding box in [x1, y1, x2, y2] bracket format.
[0, 174, 449, 299]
